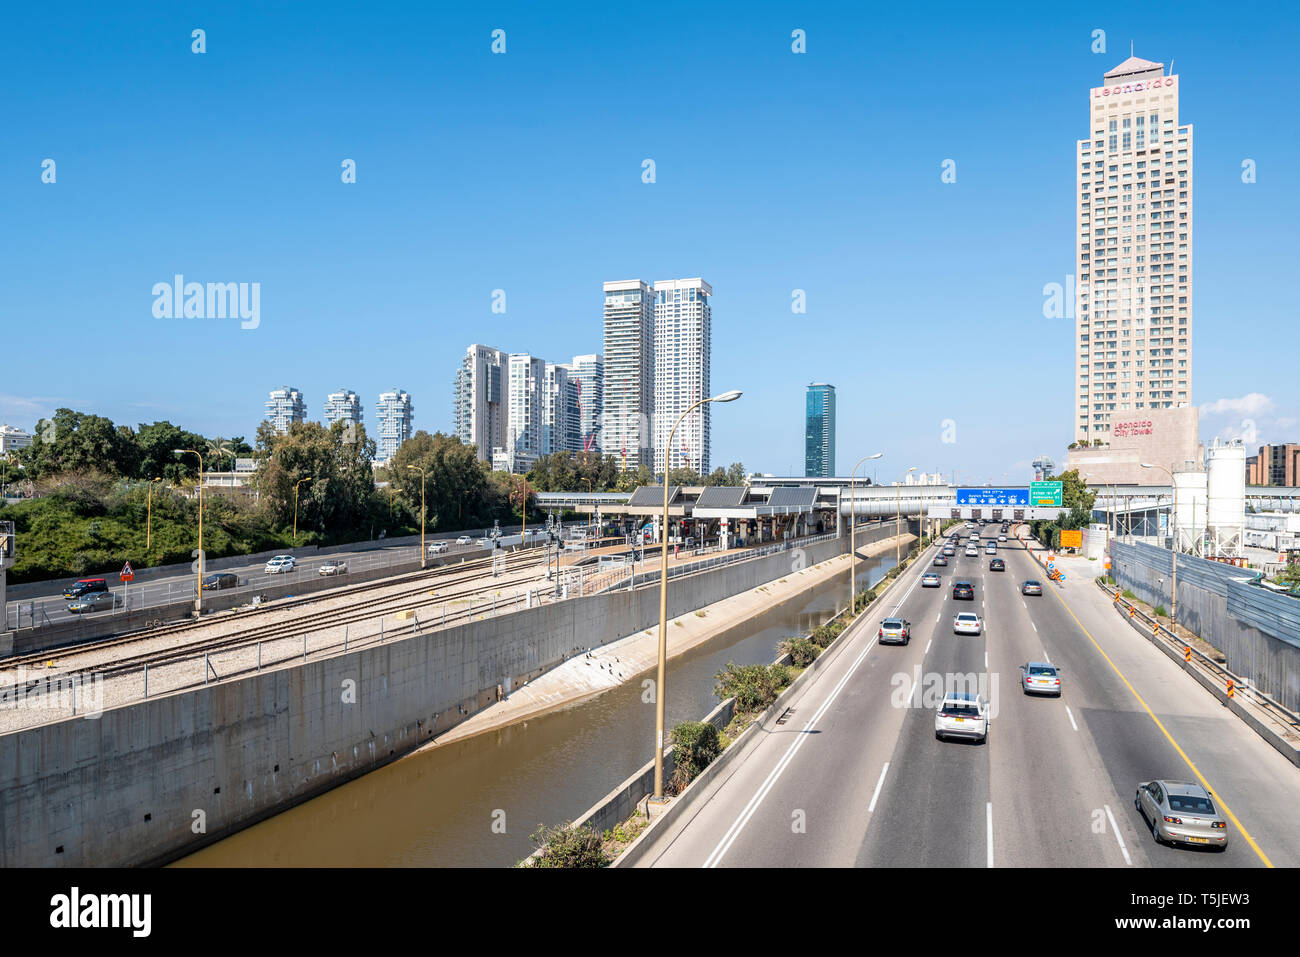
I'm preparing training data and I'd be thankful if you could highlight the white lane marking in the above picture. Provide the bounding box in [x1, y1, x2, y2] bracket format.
[702, 631, 882, 868]
[935, 612, 940, 624]
[984, 651, 988, 668]
[924, 639, 932, 654]
[1104, 803, 1133, 866]
[1043, 649, 1050, 663]
[868, 762, 890, 813]
[1064, 705, 1078, 731]
[986, 802, 994, 868]
[1031, 621, 1037, 633]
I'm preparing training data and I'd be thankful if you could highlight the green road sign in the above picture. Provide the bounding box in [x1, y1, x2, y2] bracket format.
[1030, 481, 1063, 508]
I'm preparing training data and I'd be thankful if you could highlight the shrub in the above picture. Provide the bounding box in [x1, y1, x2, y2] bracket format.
[811, 624, 837, 646]
[715, 661, 792, 713]
[780, 635, 819, 667]
[669, 721, 722, 793]
[1122, 589, 1137, 600]
[529, 823, 608, 868]
[1153, 605, 1168, 617]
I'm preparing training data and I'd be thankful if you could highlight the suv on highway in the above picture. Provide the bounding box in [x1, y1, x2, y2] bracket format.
[989, 558, 1005, 572]
[455, 535, 473, 546]
[428, 541, 449, 555]
[952, 580, 974, 600]
[318, 559, 348, 576]
[935, 692, 989, 743]
[62, 578, 109, 599]
[878, 617, 912, 645]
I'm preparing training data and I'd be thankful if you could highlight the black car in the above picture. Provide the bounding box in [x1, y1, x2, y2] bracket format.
[62, 578, 109, 599]
[952, 580, 975, 600]
[203, 572, 239, 590]
[989, 558, 1005, 572]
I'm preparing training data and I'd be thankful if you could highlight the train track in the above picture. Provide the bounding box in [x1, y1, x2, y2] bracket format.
[1, 547, 545, 674]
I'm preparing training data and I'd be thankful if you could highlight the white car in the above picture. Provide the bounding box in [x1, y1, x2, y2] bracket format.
[428, 541, 449, 555]
[998, 534, 1007, 542]
[953, 612, 983, 636]
[455, 535, 473, 546]
[265, 555, 296, 574]
[964, 546, 979, 557]
[935, 692, 989, 743]
[318, 559, 348, 576]
[985, 544, 997, 555]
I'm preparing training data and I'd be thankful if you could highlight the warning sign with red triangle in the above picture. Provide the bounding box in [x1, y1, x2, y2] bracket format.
[120, 561, 135, 582]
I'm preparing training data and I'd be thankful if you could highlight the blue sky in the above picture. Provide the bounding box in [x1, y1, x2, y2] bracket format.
[4, 0, 1298, 484]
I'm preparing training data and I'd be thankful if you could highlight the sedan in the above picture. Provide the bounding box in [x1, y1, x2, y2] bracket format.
[921, 572, 941, 588]
[998, 534, 1007, 542]
[1135, 780, 1228, 849]
[1021, 580, 1043, 596]
[943, 547, 956, 557]
[878, 617, 912, 645]
[953, 612, 983, 636]
[1020, 661, 1062, 696]
[202, 572, 239, 590]
[935, 692, 988, 743]
[989, 558, 1005, 572]
[428, 541, 449, 555]
[964, 546, 979, 558]
[67, 591, 120, 614]
[456, 535, 473, 546]
[318, 559, 348, 576]
[265, 555, 297, 574]
[952, 580, 974, 600]
[933, 555, 949, 567]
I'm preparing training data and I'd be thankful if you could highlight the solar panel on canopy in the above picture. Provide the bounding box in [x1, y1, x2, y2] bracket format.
[696, 486, 748, 508]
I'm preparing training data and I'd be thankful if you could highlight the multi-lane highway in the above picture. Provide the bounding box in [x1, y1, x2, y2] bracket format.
[634, 525, 1300, 868]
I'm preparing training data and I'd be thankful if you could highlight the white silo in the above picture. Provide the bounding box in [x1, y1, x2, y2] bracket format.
[1172, 465, 1207, 554]
[1206, 439, 1246, 557]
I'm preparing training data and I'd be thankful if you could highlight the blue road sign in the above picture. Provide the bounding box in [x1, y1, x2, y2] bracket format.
[956, 488, 1030, 507]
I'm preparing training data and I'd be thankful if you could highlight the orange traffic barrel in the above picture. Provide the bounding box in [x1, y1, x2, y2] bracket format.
[1226, 679, 1235, 699]
[1183, 645, 1191, 662]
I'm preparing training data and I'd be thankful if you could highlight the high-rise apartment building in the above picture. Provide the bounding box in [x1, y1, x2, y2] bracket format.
[652, 278, 712, 475]
[493, 354, 544, 474]
[568, 353, 604, 452]
[602, 280, 655, 470]
[804, 383, 836, 477]
[1246, 444, 1300, 487]
[375, 387, 413, 463]
[265, 386, 306, 433]
[1075, 55, 1192, 443]
[323, 388, 363, 428]
[453, 344, 508, 463]
[544, 363, 582, 456]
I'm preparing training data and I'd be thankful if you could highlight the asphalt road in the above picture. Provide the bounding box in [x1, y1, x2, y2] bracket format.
[635, 525, 1300, 867]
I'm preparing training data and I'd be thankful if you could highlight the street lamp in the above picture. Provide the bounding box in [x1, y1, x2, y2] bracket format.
[896, 467, 917, 565]
[146, 477, 163, 551]
[1140, 462, 1177, 630]
[407, 465, 426, 568]
[848, 452, 884, 615]
[654, 389, 741, 801]
[173, 449, 204, 612]
[293, 477, 313, 544]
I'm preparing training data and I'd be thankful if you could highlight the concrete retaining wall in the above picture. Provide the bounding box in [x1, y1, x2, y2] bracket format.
[1110, 540, 1300, 712]
[0, 534, 850, 867]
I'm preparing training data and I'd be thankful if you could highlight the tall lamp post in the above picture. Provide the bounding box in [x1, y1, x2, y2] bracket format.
[146, 477, 163, 551]
[407, 465, 426, 568]
[1140, 462, 1177, 630]
[896, 467, 917, 565]
[848, 452, 883, 615]
[173, 449, 204, 612]
[292, 477, 313, 544]
[653, 389, 742, 802]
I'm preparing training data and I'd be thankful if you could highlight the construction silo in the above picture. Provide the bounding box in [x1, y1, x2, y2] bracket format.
[1206, 439, 1246, 557]
[1172, 464, 1207, 554]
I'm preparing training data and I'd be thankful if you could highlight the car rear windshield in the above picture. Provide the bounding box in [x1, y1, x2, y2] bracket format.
[1168, 795, 1215, 814]
[1028, 665, 1055, 676]
[957, 615, 978, 622]
[942, 704, 980, 717]
[882, 619, 903, 628]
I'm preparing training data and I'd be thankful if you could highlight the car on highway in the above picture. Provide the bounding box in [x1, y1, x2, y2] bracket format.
[964, 545, 979, 557]
[1021, 580, 1043, 596]
[985, 545, 997, 556]
[922, 572, 941, 588]
[67, 590, 120, 614]
[1135, 780, 1228, 849]
[202, 572, 239, 590]
[935, 691, 989, 743]
[953, 611, 983, 636]
[943, 545, 955, 556]
[318, 559, 348, 576]
[998, 534, 1007, 542]
[952, 580, 974, 600]
[62, 578, 109, 600]
[264, 555, 297, 574]
[989, 557, 1005, 572]
[878, 617, 912, 644]
[933, 555, 948, 567]
[1019, 661, 1062, 696]
[456, 535, 473, 546]
[428, 541, 449, 555]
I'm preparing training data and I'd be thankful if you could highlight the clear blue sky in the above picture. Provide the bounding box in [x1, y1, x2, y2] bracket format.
[4, 0, 1298, 484]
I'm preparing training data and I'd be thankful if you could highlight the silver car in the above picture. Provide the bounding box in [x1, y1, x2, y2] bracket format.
[67, 590, 120, 614]
[1135, 780, 1229, 850]
[1020, 661, 1061, 696]
[878, 617, 912, 645]
[935, 692, 989, 743]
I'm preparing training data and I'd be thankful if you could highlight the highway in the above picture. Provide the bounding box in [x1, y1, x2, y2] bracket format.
[633, 526, 1300, 868]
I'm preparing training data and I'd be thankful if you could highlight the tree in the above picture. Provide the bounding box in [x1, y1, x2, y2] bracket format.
[257, 420, 377, 536]
[18, 409, 138, 479]
[134, 421, 210, 482]
[381, 431, 498, 531]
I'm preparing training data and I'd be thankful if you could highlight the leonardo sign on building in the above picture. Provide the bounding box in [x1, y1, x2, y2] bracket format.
[1066, 406, 1202, 486]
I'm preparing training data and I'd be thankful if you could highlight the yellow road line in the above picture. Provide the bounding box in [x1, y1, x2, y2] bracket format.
[1048, 581, 1274, 867]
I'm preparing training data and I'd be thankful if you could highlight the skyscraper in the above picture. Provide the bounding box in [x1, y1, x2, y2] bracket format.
[454, 344, 508, 463]
[568, 353, 604, 452]
[376, 387, 413, 463]
[543, 362, 581, 455]
[265, 386, 306, 433]
[602, 280, 654, 470]
[324, 388, 363, 428]
[1075, 55, 1192, 444]
[652, 278, 712, 475]
[493, 354, 544, 474]
[805, 383, 836, 477]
